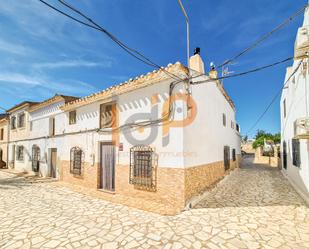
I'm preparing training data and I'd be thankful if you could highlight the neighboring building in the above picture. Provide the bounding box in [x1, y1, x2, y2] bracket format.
[3, 51, 241, 214]
[241, 139, 255, 154]
[7, 101, 38, 171]
[281, 6, 309, 203]
[0, 114, 8, 168]
[27, 94, 78, 177]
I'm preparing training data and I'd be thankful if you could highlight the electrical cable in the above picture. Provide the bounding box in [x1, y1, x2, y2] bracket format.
[38, 0, 183, 81]
[190, 56, 294, 85]
[245, 59, 304, 136]
[217, 4, 308, 69]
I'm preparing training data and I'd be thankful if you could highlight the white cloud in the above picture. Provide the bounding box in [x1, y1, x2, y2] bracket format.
[0, 73, 41, 86]
[32, 59, 112, 69]
[0, 72, 97, 96]
[0, 39, 34, 56]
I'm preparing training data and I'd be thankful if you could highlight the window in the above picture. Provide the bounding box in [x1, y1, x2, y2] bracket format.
[16, 146, 24, 161]
[69, 111, 76, 125]
[223, 113, 226, 127]
[18, 113, 25, 128]
[49, 118, 55, 136]
[11, 116, 16, 130]
[129, 145, 156, 191]
[231, 121, 235, 129]
[70, 147, 83, 175]
[100, 103, 116, 128]
[0, 128, 3, 140]
[232, 148, 236, 161]
[30, 121, 33, 131]
[292, 139, 301, 167]
[283, 99, 287, 118]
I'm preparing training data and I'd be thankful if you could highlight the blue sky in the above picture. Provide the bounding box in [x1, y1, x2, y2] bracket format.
[0, 0, 306, 137]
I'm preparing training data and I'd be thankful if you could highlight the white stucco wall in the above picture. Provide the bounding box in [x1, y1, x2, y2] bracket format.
[281, 58, 309, 196]
[61, 78, 186, 168]
[184, 77, 241, 168]
[280, 7, 309, 199]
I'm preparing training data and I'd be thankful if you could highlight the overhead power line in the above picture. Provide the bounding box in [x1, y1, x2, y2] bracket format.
[190, 56, 294, 85]
[245, 59, 304, 136]
[217, 4, 308, 69]
[37, 0, 182, 81]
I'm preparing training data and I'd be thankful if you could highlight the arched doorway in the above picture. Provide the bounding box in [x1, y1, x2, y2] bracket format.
[32, 145, 40, 173]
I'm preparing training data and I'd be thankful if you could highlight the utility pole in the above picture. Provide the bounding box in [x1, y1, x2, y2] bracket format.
[177, 0, 191, 96]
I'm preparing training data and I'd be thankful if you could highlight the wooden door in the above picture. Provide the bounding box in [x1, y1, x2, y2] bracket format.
[12, 145, 15, 168]
[99, 143, 115, 191]
[224, 146, 230, 171]
[51, 148, 57, 178]
[32, 145, 40, 173]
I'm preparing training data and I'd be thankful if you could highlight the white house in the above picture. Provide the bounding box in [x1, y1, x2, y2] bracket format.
[59, 51, 240, 214]
[7, 101, 38, 171]
[27, 94, 78, 178]
[4, 51, 241, 214]
[281, 6, 309, 204]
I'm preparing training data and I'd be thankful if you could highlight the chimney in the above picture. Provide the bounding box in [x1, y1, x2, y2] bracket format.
[189, 47, 205, 74]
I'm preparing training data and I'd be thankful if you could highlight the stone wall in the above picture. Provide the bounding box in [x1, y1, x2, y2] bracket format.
[184, 156, 240, 204]
[60, 156, 240, 215]
[254, 147, 279, 167]
[60, 161, 185, 215]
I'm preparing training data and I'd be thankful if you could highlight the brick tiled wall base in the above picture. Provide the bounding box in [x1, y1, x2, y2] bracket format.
[59, 156, 240, 215]
[184, 156, 240, 203]
[60, 161, 185, 215]
[61, 161, 99, 189]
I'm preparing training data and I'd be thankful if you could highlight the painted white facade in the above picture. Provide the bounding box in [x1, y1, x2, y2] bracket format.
[184, 76, 241, 168]
[5, 56, 241, 180]
[281, 6, 309, 201]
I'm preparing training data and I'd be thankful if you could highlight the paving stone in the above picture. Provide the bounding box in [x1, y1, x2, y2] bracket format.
[0, 157, 309, 248]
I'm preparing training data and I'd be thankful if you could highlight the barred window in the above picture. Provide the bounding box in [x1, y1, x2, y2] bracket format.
[69, 111, 76, 125]
[70, 147, 83, 175]
[130, 145, 156, 191]
[11, 116, 16, 130]
[232, 148, 236, 161]
[18, 113, 25, 128]
[16, 146, 24, 161]
[292, 139, 301, 167]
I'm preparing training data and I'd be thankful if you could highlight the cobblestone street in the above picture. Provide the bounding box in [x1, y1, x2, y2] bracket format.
[0, 157, 309, 249]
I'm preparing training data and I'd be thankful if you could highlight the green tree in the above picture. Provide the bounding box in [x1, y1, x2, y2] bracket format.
[252, 130, 281, 149]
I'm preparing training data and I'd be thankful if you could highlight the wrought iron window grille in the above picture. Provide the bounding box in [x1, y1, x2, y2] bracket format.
[129, 145, 157, 192]
[70, 147, 84, 176]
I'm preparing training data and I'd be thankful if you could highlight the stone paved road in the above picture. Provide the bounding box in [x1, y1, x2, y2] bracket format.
[0, 156, 309, 249]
